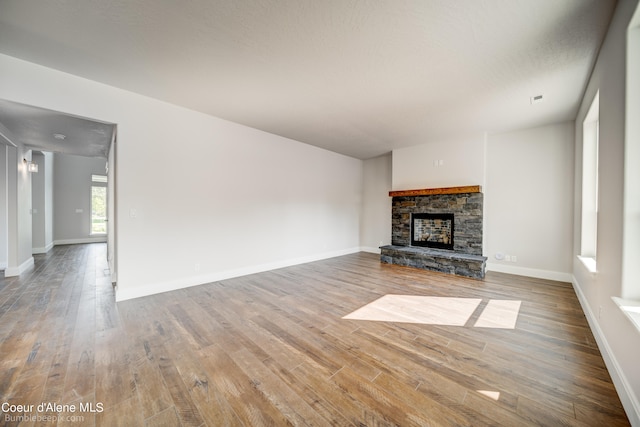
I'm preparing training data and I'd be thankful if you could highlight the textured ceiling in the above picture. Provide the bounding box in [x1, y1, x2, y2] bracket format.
[0, 0, 617, 159]
[0, 99, 115, 158]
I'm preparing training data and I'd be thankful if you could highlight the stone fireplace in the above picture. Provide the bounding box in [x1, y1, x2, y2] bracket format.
[380, 185, 487, 279]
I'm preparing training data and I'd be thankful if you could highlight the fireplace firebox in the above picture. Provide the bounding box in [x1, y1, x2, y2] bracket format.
[411, 213, 454, 250]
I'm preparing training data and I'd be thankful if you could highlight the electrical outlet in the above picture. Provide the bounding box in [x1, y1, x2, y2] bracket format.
[512, 255, 517, 262]
[505, 255, 512, 262]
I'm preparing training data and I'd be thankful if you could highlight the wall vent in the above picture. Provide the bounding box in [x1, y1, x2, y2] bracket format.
[530, 95, 544, 104]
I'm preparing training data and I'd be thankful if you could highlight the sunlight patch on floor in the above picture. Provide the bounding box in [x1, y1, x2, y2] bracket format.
[343, 295, 522, 329]
[474, 299, 522, 329]
[477, 390, 501, 400]
[342, 295, 481, 326]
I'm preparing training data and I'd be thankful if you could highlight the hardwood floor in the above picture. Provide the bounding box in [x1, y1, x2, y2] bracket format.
[0, 243, 630, 426]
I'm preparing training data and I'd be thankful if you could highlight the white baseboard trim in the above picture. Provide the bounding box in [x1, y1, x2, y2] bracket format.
[486, 262, 572, 283]
[31, 239, 105, 256]
[115, 247, 362, 302]
[4, 256, 35, 277]
[572, 276, 640, 426]
[54, 237, 107, 246]
[32, 241, 55, 255]
[360, 246, 382, 254]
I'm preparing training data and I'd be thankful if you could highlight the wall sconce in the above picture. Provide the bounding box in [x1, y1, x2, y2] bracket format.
[23, 158, 38, 173]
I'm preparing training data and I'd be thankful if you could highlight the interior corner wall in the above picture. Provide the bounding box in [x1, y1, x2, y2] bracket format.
[5, 146, 17, 269]
[31, 151, 46, 252]
[390, 124, 575, 282]
[17, 147, 32, 266]
[52, 153, 108, 244]
[30, 151, 55, 254]
[3, 142, 34, 276]
[484, 122, 574, 281]
[0, 145, 7, 268]
[0, 53, 363, 300]
[360, 153, 392, 253]
[571, 0, 640, 424]
[44, 152, 54, 249]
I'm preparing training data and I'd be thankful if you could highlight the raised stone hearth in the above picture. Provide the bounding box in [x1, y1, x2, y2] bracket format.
[381, 185, 487, 279]
[380, 245, 486, 279]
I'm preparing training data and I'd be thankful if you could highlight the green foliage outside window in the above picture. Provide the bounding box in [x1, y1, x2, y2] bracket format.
[91, 186, 107, 234]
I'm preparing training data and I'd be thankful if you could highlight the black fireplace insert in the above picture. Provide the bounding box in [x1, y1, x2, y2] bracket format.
[411, 213, 454, 250]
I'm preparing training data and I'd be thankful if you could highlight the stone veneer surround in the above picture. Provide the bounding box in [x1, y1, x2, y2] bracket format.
[392, 191, 483, 254]
[380, 186, 487, 279]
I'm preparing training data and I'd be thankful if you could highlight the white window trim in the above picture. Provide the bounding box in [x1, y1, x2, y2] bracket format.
[612, 297, 640, 334]
[580, 91, 599, 268]
[577, 255, 597, 275]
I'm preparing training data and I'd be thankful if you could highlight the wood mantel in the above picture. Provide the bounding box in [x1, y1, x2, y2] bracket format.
[389, 185, 482, 197]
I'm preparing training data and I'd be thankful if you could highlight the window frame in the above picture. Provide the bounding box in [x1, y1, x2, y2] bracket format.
[579, 91, 600, 273]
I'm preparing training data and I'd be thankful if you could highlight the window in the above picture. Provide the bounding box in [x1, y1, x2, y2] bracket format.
[622, 10, 640, 300]
[579, 91, 599, 273]
[91, 174, 107, 235]
[613, 6, 640, 330]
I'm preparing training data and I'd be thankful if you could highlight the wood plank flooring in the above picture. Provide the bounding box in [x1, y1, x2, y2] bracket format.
[0, 243, 630, 426]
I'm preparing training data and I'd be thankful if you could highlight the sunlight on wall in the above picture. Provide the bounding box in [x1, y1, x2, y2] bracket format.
[343, 295, 522, 329]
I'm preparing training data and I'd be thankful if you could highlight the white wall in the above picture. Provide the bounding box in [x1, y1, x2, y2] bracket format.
[107, 137, 116, 280]
[4, 143, 34, 275]
[16, 148, 32, 267]
[392, 135, 485, 191]
[0, 145, 6, 268]
[31, 151, 55, 254]
[390, 125, 574, 282]
[360, 153, 392, 253]
[31, 151, 46, 252]
[53, 153, 107, 244]
[572, 0, 640, 424]
[485, 122, 574, 281]
[622, 7, 640, 301]
[0, 53, 363, 300]
[44, 152, 53, 249]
